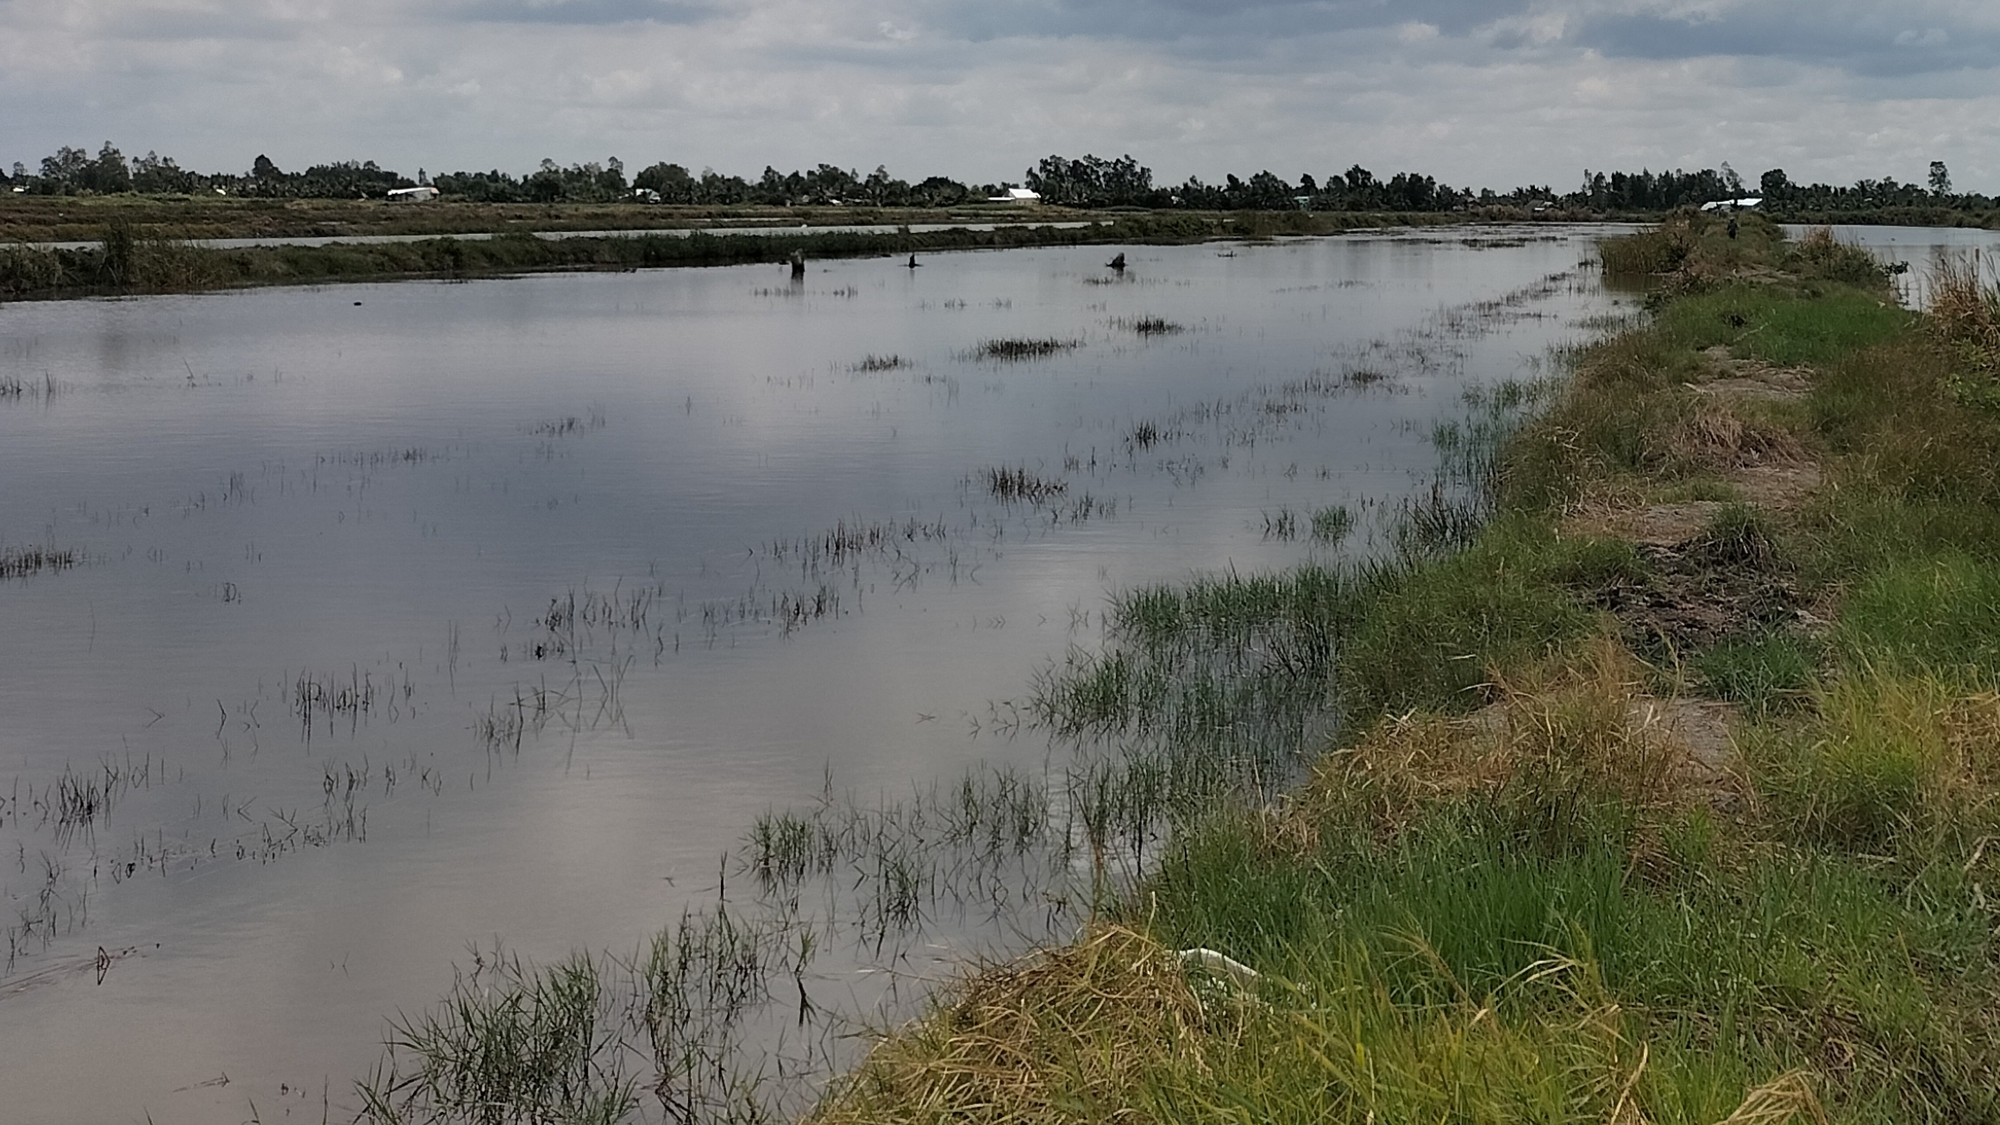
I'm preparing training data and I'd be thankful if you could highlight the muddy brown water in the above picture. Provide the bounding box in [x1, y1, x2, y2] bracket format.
[0, 228, 1630, 1121]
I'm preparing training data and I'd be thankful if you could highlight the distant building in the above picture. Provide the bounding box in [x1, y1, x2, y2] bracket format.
[1699, 197, 1764, 211]
[387, 186, 440, 203]
[630, 188, 661, 204]
[987, 187, 1041, 203]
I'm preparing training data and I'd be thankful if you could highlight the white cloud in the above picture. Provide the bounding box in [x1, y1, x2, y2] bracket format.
[1, 0, 1996, 190]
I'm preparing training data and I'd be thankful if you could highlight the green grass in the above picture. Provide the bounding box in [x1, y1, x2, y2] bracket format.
[1673, 285, 1912, 367]
[1834, 554, 2000, 684]
[1693, 631, 1819, 713]
[1335, 518, 1598, 720]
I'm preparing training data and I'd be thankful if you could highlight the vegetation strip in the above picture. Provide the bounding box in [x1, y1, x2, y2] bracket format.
[812, 213, 2000, 1123]
[0, 210, 1485, 302]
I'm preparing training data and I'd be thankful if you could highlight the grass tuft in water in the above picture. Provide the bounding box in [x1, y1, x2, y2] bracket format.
[851, 354, 910, 372]
[358, 947, 638, 1125]
[1111, 316, 1184, 336]
[1307, 505, 1353, 546]
[982, 466, 1068, 503]
[0, 543, 77, 580]
[969, 338, 1080, 362]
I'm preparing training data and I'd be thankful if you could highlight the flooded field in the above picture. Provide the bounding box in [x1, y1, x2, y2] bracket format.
[0, 227, 1628, 1121]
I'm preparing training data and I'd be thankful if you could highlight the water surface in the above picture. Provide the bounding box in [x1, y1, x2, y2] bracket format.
[0, 227, 1624, 1121]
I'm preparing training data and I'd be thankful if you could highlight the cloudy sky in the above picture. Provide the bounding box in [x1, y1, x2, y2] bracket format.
[3, 0, 1996, 191]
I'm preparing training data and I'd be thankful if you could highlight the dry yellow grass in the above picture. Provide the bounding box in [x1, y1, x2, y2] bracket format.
[1264, 637, 1725, 854]
[813, 925, 1233, 1125]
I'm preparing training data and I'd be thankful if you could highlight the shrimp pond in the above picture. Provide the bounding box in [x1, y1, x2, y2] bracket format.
[1, 227, 1632, 1121]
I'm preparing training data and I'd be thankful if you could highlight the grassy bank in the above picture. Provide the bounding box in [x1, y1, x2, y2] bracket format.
[0, 208, 1489, 301]
[808, 213, 2000, 1123]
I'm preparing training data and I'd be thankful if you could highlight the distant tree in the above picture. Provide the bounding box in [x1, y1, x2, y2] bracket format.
[40, 145, 90, 191]
[130, 150, 200, 194]
[1721, 162, 1744, 195]
[804, 163, 859, 204]
[87, 142, 131, 192]
[697, 167, 750, 205]
[635, 162, 695, 202]
[1384, 171, 1438, 211]
[909, 175, 969, 207]
[1759, 168, 1792, 201]
[1244, 170, 1295, 209]
[296, 160, 409, 198]
[1929, 161, 1952, 197]
[1341, 165, 1380, 210]
[1024, 154, 1154, 207]
[433, 169, 525, 202]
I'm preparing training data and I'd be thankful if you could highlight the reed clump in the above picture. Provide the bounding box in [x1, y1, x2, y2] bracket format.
[1112, 316, 1184, 336]
[0, 222, 223, 299]
[1789, 225, 1891, 285]
[358, 949, 638, 1125]
[1307, 505, 1352, 545]
[969, 338, 1080, 361]
[982, 465, 1068, 503]
[0, 543, 78, 580]
[1927, 253, 2000, 409]
[851, 354, 910, 372]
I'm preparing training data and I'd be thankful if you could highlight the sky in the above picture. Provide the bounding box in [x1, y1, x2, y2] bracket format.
[3, 0, 1997, 192]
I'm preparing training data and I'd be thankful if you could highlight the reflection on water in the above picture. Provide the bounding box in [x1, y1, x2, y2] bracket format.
[0, 227, 1626, 1121]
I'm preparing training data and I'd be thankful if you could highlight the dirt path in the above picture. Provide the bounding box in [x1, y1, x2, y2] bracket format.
[1551, 345, 1830, 799]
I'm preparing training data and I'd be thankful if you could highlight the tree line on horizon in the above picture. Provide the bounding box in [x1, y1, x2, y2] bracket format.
[4, 142, 1990, 216]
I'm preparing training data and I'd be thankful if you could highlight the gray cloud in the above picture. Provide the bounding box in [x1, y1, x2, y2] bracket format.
[1, 0, 1996, 192]
[916, 0, 1533, 45]
[450, 0, 718, 25]
[1567, 2, 2000, 77]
